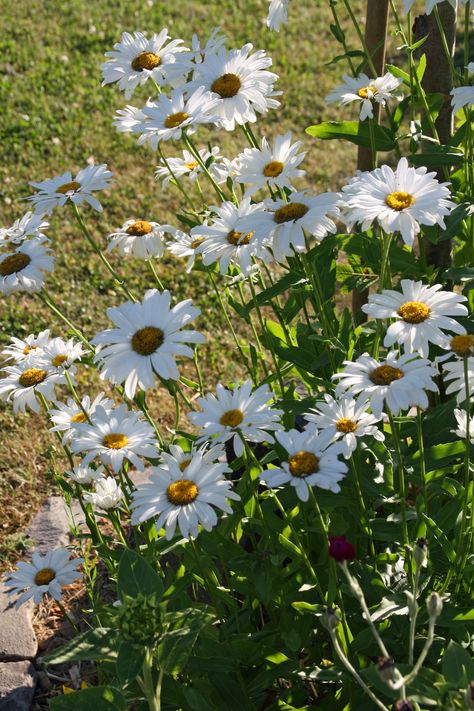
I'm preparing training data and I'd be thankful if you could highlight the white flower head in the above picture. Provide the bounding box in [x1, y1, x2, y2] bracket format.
[189, 27, 227, 64]
[443, 357, 474, 404]
[113, 105, 147, 134]
[155, 146, 221, 186]
[66, 464, 105, 485]
[0, 361, 64, 413]
[159, 442, 226, 473]
[49, 393, 114, 444]
[0, 238, 54, 295]
[41, 336, 85, 372]
[453, 408, 474, 443]
[83, 477, 124, 511]
[267, 0, 289, 31]
[325, 72, 402, 120]
[27, 165, 113, 215]
[107, 219, 173, 260]
[189, 380, 283, 457]
[92, 289, 205, 399]
[451, 85, 474, 115]
[259, 425, 347, 501]
[2, 329, 51, 363]
[0, 212, 49, 246]
[341, 157, 455, 247]
[235, 131, 306, 196]
[166, 229, 203, 273]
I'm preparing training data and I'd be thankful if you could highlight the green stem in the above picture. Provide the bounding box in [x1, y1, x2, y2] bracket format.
[157, 143, 197, 214]
[454, 356, 472, 594]
[183, 133, 227, 202]
[350, 455, 375, 556]
[147, 259, 165, 291]
[416, 408, 428, 521]
[141, 648, 161, 711]
[37, 290, 91, 351]
[372, 231, 393, 358]
[387, 409, 409, 550]
[408, 567, 420, 666]
[55, 599, 80, 635]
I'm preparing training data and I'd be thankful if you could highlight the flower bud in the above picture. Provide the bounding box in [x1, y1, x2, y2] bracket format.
[426, 592, 443, 620]
[465, 682, 474, 710]
[393, 700, 415, 711]
[376, 656, 396, 684]
[320, 607, 340, 632]
[116, 592, 161, 647]
[413, 538, 428, 569]
[328, 535, 356, 563]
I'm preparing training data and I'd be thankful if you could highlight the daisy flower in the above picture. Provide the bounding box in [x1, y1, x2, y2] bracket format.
[325, 72, 402, 121]
[452, 409, 474, 443]
[159, 442, 226, 473]
[447, 334, 474, 359]
[2, 329, 51, 363]
[0, 211, 49, 246]
[341, 157, 455, 247]
[130, 452, 239, 540]
[27, 165, 113, 215]
[0, 238, 54, 295]
[267, 0, 290, 31]
[305, 395, 384, 459]
[4, 548, 83, 608]
[190, 198, 272, 275]
[66, 464, 105, 485]
[259, 425, 347, 501]
[101, 30, 187, 98]
[189, 380, 283, 457]
[70, 404, 158, 472]
[155, 146, 220, 186]
[106, 219, 173, 260]
[166, 229, 204, 273]
[113, 105, 147, 134]
[451, 86, 474, 115]
[41, 336, 85, 372]
[362, 279, 468, 357]
[188, 28, 227, 64]
[187, 43, 280, 130]
[0, 361, 64, 413]
[92, 289, 205, 399]
[332, 351, 438, 418]
[250, 191, 340, 263]
[235, 131, 306, 196]
[443, 357, 474, 404]
[49, 393, 114, 444]
[83, 477, 124, 511]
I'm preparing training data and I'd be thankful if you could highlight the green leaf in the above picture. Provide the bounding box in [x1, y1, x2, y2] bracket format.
[422, 514, 456, 563]
[306, 121, 396, 151]
[117, 548, 164, 600]
[116, 642, 145, 686]
[278, 533, 302, 558]
[442, 640, 474, 685]
[41, 628, 117, 665]
[416, 53, 427, 82]
[329, 23, 346, 43]
[157, 608, 213, 674]
[409, 147, 464, 167]
[49, 687, 125, 711]
[385, 63, 410, 85]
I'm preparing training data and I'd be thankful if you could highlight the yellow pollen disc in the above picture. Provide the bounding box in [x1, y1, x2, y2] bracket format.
[357, 85, 377, 99]
[274, 202, 309, 224]
[103, 433, 128, 449]
[131, 326, 164, 356]
[220, 409, 244, 427]
[34, 567, 56, 586]
[398, 301, 431, 324]
[263, 160, 285, 178]
[191, 237, 204, 250]
[23, 346, 37, 355]
[166, 478, 199, 505]
[71, 412, 87, 423]
[164, 111, 190, 129]
[19, 368, 47, 387]
[211, 73, 242, 98]
[336, 418, 358, 434]
[227, 229, 254, 246]
[131, 51, 161, 72]
[179, 458, 192, 472]
[370, 364, 404, 386]
[52, 354, 68, 367]
[450, 334, 474, 357]
[56, 181, 81, 194]
[385, 191, 415, 211]
[0, 253, 31, 276]
[185, 161, 199, 171]
[126, 220, 153, 236]
[288, 450, 319, 477]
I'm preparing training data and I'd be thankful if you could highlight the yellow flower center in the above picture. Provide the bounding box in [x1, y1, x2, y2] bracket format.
[52, 354, 68, 367]
[34, 567, 56, 586]
[166, 479, 199, 505]
[56, 181, 81, 194]
[336, 418, 358, 433]
[227, 229, 254, 246]
[164, 112, 189, 129]
[263, 160, 285, 178]
[0, 253, 31, 276]
[220, 409, 244, 427]
[179, 458, 192, 472]
[370, 364, 404, 386]
[450, 334, 474, 357]
[103, 433, 128, 449]
[274, 202, 309, 224]
[288, 450, 319, 477]
[131, 51, 161, 72]
[191, 237, 204, 250]
[211, 73, 242, 98]
[398, 301, 431, 324]
[185, 161, 199, 171]
[23, 345, 37, 355]
[71, 412, 88, 423]
[357, 85, 377, 99]
[19, 368, 47, 387]
[126, 220, 153, 236]
[385, 191, 415, 211]
[131, 326, 164, 356]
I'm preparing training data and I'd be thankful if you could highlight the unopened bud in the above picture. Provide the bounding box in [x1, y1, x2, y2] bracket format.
[393, 700, 415, 711]
[321, 607, 340, 632]
[465, 682, 474, 710]
[427, 592, 443, 619]
[376, 656, 396, 684]
[413, 538, 428, 569]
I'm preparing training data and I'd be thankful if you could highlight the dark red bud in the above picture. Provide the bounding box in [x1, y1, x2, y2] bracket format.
[328, 535, 356, 563]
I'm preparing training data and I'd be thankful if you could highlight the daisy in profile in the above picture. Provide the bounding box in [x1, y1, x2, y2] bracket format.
[49, 393, 114, 444]
[27, 165, 113, 215]
[259, 425, 347, 501]
[159, 442, 226, 473]
[107, 219, 173, 260]
[189, 380, 283, 457]
[333, 351, 438, 417]
[267, 0, 290, 31]
[41, 337, 85, 373]
[2, 329, 51, 363]
[113, 105, 147, 134]
[188, 27, 227, 64]
[130, 452, 239, 540]
[93, 289, 205, 398]
[451, 85, 474, 115]
[362, 280, 468, 357]
[155, 146, 220, 186]
[0, 360, 63, 413]
[305, 395, 384, 459]
[235, 132, 306, 196]
[341, 157, 455, 247]
[83, 477, 124, 511]
[190, 198, 272, 275]
[4, 548, 83, 608]
[0, 239, 54, 295]
[101, 29, 187, 98]
[66, 464, 105, 486]
[325, 72, 402, 120]
[447, 334, 474, 359]
[452, 409, 474, 443]
[166, 230, 204, 273]
[70, 404, 157, 472]
[0, 212, 49, 245]
[187, 43, 280, 130]
[443, 357, 474, 404]
[250, 191, 340, 262]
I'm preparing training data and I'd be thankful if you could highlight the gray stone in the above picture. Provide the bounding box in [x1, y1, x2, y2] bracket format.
[0, 584, 37, 662]
[0, 661, 36, 710]
[26, 497, 71, 554]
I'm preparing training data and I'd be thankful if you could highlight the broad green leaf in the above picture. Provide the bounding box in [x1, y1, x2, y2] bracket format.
[41, 628, 117, 665]
[422, 514, 456, 563]
[442, 640, 474, 685]
[409, 148, 464, 168]
[116, 642, 145, 686]
[157, 608, 213, 674]
[117, 548, 164, 600]
[49, 687, 125, 711]
[306, 121, 396, 151]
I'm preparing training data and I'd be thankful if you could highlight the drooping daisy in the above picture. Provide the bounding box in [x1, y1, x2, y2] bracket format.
[2, 329, 51, 363]
[187, 43, 280, 130]
[443, 357, 474, 404]
[259, 425, 347, 501]
[267, 0, 290, 31]
[155, 147, 220, 186]
[4, 548, 83, 608]
[305, 395, 384, 459]
[362, 280, 468, 357]
[0, 238, 54, 295]
[83, 477, 124, 511]
[451, 85, 474, 115]
[235, 132, 306, 196]
[70, 404, 158, 472]
[113, 105, 147, 134]
[0, 361, 63, 413]
[27, 165, 113, 215]
[188, 27, 227, 64]
[159, 442, 226, 473]
[333, 351, 438, 418]
[41, 337, 85, 372]
[447, 334, 474, 359]
[189, 380, 283, 457]
[0, 211, 49, 245]
[106, 219, 173, 260]
[452, 409, 474, 443]
[130, 453, 239, 540]
[190, 198, 272, 275]
[325, 72, 402, 120]
[340, 157, 455, 247]
[49, 393, 114, 444]
[250, 191, 340, 262]
[66, 464, 105, 485]
[92, 289, 205, 399]
[101, 30, 187, 98]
